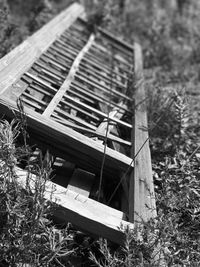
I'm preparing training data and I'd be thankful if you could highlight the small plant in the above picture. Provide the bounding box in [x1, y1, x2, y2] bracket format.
[0, 119, 75, 266]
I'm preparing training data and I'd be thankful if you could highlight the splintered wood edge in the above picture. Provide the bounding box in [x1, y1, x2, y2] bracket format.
[129, 42, 156, 223]
[0, 3, 84, 94]
[16, 167, 134, 245]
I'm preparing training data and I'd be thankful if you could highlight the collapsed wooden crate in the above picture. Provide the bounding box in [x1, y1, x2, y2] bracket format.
[0, 2, 156, 244]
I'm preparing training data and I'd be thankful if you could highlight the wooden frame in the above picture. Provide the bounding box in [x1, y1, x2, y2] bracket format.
[0, 2, 156, 244]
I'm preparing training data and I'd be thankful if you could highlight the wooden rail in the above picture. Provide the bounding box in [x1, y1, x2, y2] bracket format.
[0, 3, 156, 244]
[129, 43, 157, 222]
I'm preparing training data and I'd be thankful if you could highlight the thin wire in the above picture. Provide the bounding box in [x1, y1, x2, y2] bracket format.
[98, 45, 115, 202]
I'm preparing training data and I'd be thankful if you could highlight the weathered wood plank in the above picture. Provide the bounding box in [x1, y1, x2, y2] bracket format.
[16, 167, 133, 245]
[0, 3, 84, 94]
[129, 43, 156, 222]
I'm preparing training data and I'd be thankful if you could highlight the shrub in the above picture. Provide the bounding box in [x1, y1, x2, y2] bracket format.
[0, 119, 74, 266]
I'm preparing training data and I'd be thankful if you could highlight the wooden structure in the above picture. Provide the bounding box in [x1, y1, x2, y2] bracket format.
[0, 2, 156, 244]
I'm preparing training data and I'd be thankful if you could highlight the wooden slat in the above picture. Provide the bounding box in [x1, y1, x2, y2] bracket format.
[55, 106, 97, 130]
[92, 41, 130, 64]
[55, 39, 80, 54]
[46, 49, 74, 67]
[97, 26, 134, 53]
[43, 34, 95, 117]
[0, 3, 84, 94]
[16, 167, 133, 245]
[59, 35, 86, 49]
[27, 83, 53, 97]
[85, 50, 132, 73]
[49, 46, 77, 61]
[75, 74, 131, 101]
[59, 99, 99, 121]
[35, 61, 66, 79]
[33, 64, 64, 82]
[41, 53, 69, 71]
[71, 81, 131, 113]
[0, 97, 134, 178]
[129, 43, 156, 222]
[61, 30, 87, 43]
[67, 87, 96, 105]
[87, 47, 131, 71]
[24, 73, 58, 93]
[81, 56, 129, 80]
[78, 65, 127, 89]
[61, 94, 132, 129]
[39, 53, 68, 73]
[22, 92, 47, 107]
[20, 97, 44, 111]
[52, 114, 131, 147]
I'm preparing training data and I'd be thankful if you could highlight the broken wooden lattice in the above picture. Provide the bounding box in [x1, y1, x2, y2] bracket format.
[0, 2, 156, 245]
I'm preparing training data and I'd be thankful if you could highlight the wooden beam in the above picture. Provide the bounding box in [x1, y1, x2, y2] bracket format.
[0, 3, 84, 95]
[129, 43, 156, 223]
[0, 97, 134, 179]
[16, 167, 133, 245]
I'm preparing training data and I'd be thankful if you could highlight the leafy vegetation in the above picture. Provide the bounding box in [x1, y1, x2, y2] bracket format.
[0, 119, 76, 266]
[0, 0, 200, 266]
[0, 0, 73, 58]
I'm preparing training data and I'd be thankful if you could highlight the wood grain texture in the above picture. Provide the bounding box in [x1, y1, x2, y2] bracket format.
[129, 43, 156, 223]
[16, 167, 133, 245]
[0, 3, 84, 94]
